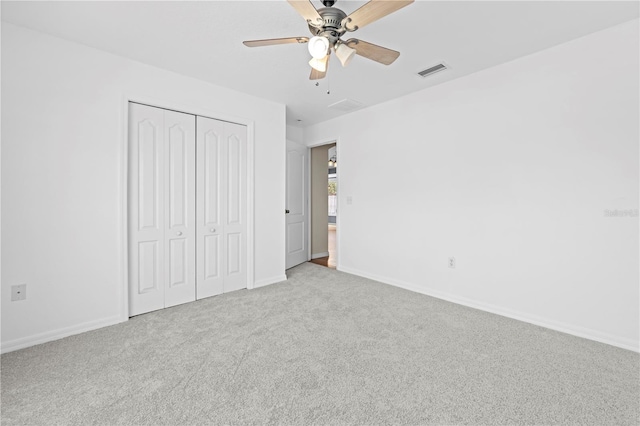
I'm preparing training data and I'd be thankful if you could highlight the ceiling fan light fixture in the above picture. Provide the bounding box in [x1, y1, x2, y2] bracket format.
[309, 55, 328, 72]
[335, 42, 356, 67]
[308, 36, 330, 59]
[245, 0, 416, 80]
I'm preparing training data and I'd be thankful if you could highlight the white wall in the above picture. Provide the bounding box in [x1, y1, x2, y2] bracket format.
[286, 125, 304, 145]
[1, 23, 286, 351]
[304, 20, 640, 351]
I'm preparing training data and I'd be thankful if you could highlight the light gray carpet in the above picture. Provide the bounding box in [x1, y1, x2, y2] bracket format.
[2, 262, 639, 425]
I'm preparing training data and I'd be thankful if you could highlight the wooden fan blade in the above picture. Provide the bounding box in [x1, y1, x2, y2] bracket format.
[287, 0, 322, 25]
[243, 37, 309, 47]
[345, 39, 400, 65]
[310, 55, 330, 80]
[344, 0, 414, 31]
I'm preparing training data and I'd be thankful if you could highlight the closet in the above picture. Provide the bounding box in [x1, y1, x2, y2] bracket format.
[128, 102, 247, 316]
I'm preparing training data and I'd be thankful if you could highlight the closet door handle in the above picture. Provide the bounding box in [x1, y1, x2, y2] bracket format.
[210, 228, 216, 233]
[176, 231, 182, 236]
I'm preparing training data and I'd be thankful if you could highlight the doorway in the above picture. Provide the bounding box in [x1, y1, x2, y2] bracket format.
[309, 143, 337, 269]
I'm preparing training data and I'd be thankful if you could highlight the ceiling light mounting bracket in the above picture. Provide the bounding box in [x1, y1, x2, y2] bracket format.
[307, 18, 324, 29]
[341, 17, 358, 32]
[345, 38, 359, 47]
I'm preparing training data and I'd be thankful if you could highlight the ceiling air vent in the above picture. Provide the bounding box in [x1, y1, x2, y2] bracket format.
[328, 99, 364, 112]
[418, 63, 448, 78]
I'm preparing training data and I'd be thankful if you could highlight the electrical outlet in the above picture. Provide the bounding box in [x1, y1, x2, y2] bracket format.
[11, 284, 27, 301]
[448, 257, 456, 269]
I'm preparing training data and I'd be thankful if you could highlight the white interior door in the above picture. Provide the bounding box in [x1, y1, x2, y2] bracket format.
[196, 117, 223, 298]
[163, 110, 196, 308]
[129, 104, 165, 315]
[129, 103, 196, 316]
[196, 117, 247, 298]
[221, 122, 248, 292]
[285, 140, 309, 269]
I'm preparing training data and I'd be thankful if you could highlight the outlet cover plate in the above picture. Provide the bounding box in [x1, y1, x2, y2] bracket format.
[11, 284, 26, 301]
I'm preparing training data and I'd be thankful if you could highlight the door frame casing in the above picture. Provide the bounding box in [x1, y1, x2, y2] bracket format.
[119, 94, 256, 322]
[305, 138, 340, 270]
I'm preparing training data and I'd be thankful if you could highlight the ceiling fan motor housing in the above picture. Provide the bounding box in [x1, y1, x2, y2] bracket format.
[309, 7, 349, 45]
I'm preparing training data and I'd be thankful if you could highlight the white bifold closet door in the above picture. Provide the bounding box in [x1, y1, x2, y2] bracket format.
[129, 104, 247, 316]
[128, 103, 196, 316]
[196, 116, 247, 299]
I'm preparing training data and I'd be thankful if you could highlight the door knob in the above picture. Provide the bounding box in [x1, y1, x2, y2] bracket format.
[210, 228, 216, 233]
[176, 231, 182, 236]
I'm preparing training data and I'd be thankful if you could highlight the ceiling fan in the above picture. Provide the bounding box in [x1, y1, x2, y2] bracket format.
[243, 0, 414, 80]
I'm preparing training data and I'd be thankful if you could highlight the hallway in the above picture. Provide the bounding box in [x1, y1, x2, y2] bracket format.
[310, 224, 336, 269]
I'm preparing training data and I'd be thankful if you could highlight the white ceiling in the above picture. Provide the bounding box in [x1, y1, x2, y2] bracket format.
[2, 1, 638, 127]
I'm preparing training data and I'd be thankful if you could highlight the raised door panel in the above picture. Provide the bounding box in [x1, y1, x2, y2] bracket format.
[227, 232, 241, 275]
[287, 222, 304, 254]
[164, 110, 196, 308]
[204, 234, 220, 280]
[196, 116, 224, 299]
[168, 239, 187, 287]
[168, 125, 187, 229]
[204, 129, 220, 227]
[128, 103, 165, 316]
[226, 134, 241, 226]
[287, 149, 304, 216]
[138, 120, 161, 232]
[138, 241, 159, 293]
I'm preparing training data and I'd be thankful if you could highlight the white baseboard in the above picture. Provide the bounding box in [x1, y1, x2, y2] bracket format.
[1, 315, 124, 354]
[253, 274, 287, 289]
[339, 266, 639, 353]
[311, 252, 329, 259]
